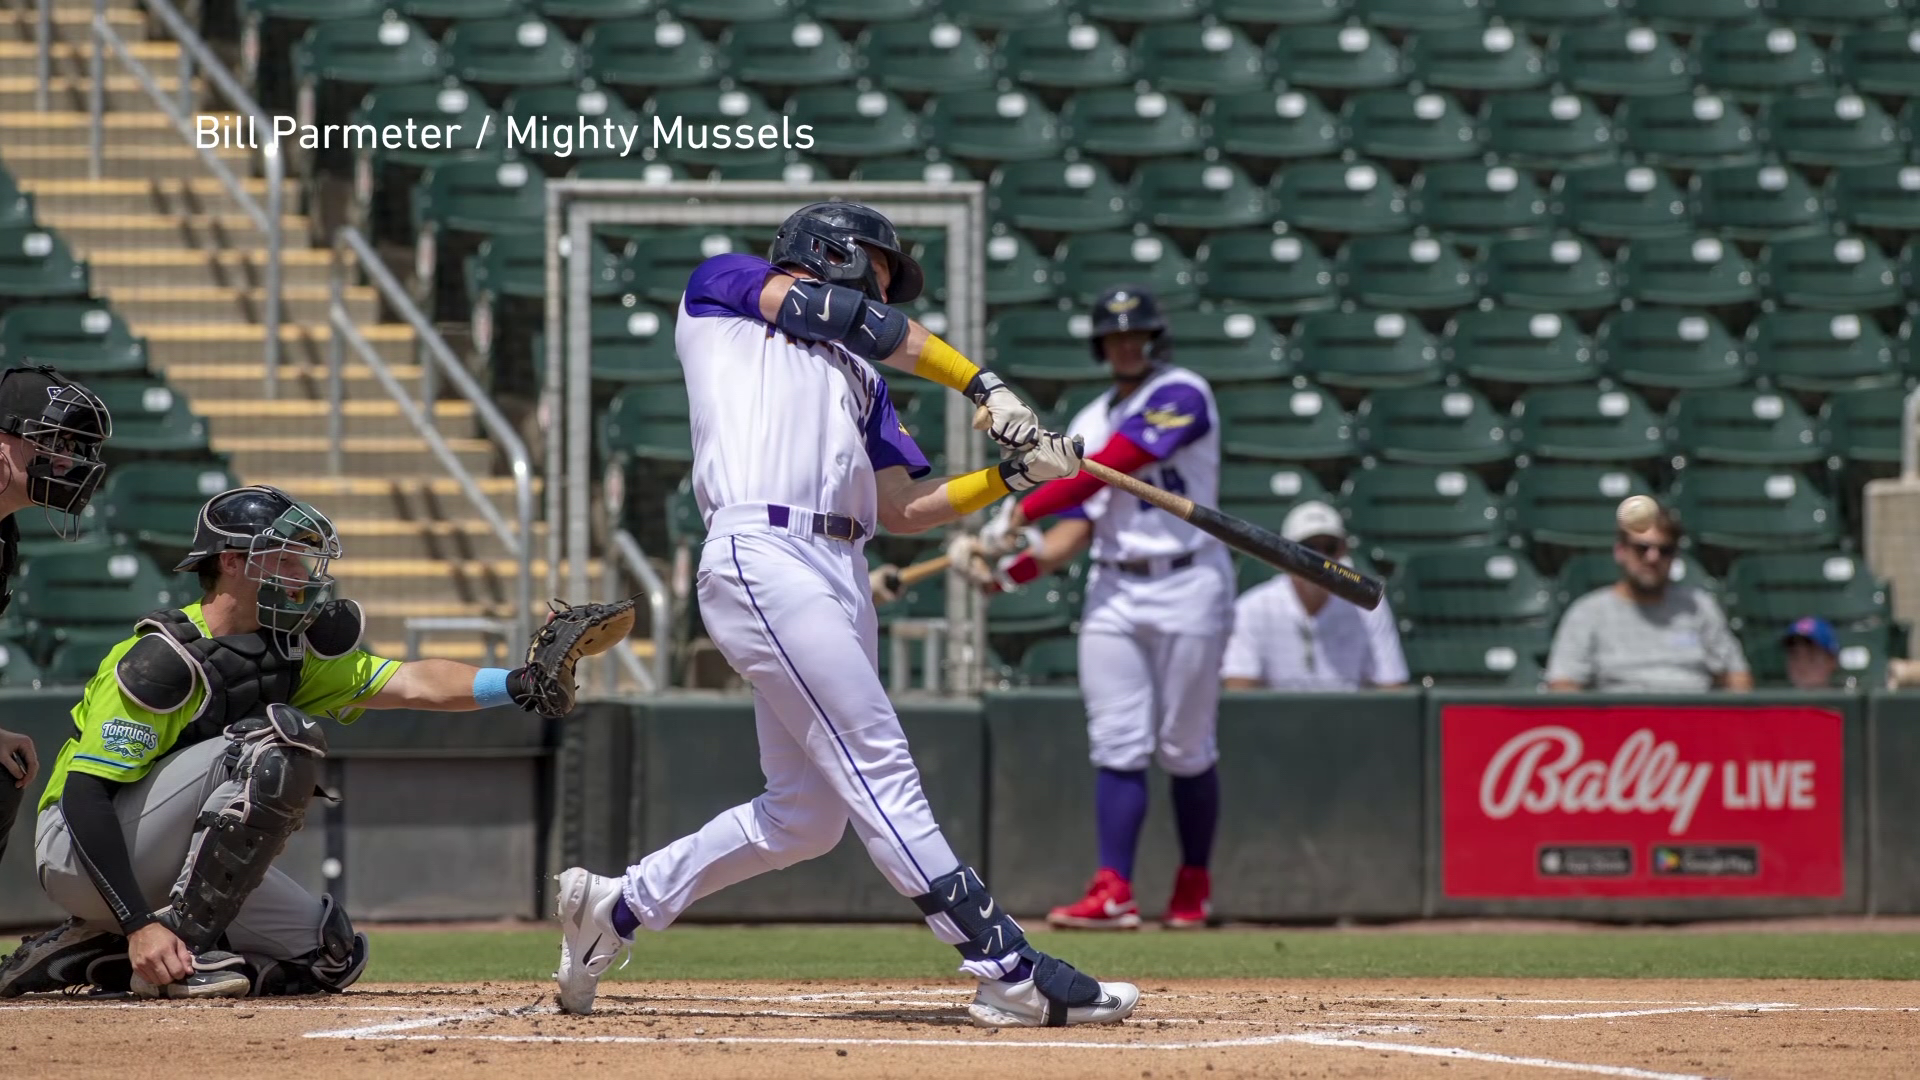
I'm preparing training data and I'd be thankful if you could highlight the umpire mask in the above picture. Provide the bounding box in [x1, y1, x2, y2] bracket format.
[0, 365, 112, 539]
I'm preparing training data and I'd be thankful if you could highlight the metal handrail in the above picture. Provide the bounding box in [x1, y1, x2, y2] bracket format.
[606, 529, 669, 693]
[89, 0, 283, 394]
[328, 226, 536, 648]
[1903, 386, 1920, 481]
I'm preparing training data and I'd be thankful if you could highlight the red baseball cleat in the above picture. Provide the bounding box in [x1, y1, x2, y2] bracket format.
[1046, 867, 1141, 930]
[1163, 866, 1212, 929]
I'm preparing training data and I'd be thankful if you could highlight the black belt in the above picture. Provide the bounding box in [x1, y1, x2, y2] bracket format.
[1101, 553, 1196, 577]
[767, 504, 867, 542]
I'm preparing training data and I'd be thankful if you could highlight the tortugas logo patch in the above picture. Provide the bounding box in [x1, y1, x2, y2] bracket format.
[100, 717, 159, 760]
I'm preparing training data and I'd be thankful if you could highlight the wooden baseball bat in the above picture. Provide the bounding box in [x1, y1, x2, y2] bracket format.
[892, 554, 951, 588]
[973, 406, 1385, 610]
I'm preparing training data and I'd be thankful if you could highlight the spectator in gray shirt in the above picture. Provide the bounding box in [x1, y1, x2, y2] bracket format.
[1546, 502, 1751, 693]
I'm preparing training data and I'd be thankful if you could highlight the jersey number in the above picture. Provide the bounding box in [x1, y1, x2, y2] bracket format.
[1140, 466, 1184, 510]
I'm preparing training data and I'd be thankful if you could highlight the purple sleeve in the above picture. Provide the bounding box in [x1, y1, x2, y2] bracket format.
[1115, 382, 1213, 462]
[864, 381, 932, 479]
[683, 254, 777, 320]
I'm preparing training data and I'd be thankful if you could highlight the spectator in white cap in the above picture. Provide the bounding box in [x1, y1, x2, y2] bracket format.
[1221, 501, 1408, 691]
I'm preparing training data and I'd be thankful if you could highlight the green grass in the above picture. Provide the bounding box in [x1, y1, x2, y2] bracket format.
[362, 926, 1920, 983]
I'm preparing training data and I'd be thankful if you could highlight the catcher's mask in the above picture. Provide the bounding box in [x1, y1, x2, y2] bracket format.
[175, 485, 343, 636]
[767, 200, 925, 304]
[0, 365, 112, 539]
[1088, 284, 1170, 365]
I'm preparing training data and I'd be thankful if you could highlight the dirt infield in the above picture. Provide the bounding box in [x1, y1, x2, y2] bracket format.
[3, 977, 1915, 1079]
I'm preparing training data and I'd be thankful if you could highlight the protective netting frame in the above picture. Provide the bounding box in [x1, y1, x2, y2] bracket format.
[544, 181, 991, 694]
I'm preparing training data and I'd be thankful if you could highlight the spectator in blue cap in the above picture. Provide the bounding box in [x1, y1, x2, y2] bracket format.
[1783, 616, 1840, 690]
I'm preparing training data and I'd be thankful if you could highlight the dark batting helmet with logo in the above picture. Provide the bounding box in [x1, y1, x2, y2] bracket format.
[175, 485, 343, 636]
[1088, 284, 1170, 362]
[767, 201, 925, 304]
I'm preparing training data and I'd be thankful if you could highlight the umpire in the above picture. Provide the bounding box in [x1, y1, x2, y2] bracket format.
[0, 366, 113, 871]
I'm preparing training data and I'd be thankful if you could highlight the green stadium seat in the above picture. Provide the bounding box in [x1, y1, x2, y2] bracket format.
[468, 232, 626, 377]
[1269, 158, 1410, 234]
[983, 227, 1059, 306]
[1480, 92, 1618, 168]
[1821, 386, 1902, 465]
[645, 87, 785, 166]
[0, 226, 90, 310]
[1218, 0, 1351, 22]
[1407, 23, 1552, 92]
[1130, 158, 1269, 230]
[533, 0, 658, 23]
[999, 22, 1135, 90]
[1409, 162, 1554, 241]
[1355, 0, 1487, 31]
[1390, 547, 1555, 626]
[410, 157, 545, 314]
[1666, 464, 1840, 553]
[1194, 228, 1339, 315]
[1556, 548, 1717, 607]
[1130, 22, 1269, 96]
[1480, 233, 1619, 311]
[1551, 162, 1693, 240]
[1695, 24, 1831, 102]
[1616, 92, 1762, 167]
[499, 84, 640, 169]
[581, 18, 721, 90]
[723, 19, 857, 86]
[241, 0, 391, 111]
[1052, 230, 1198, 307]
[988, 158, 1132, 233]
[1552, 23, 1693, 98]
[807, 0, 929, 17]
[1758, 234, 1902, 311]
[1163, 307, 1290, 383]
[859, 19, 998, 95]
[1829, 163, 1920, 232]
[1081, 0, 1206, 20]
[1762, 91, 1902, 167]
[1288, 309, 1443, 390]
[347, 81, 501, 245]
[940, 0, 1072, 28]
[15, 548, 194, 671]
[600, 383, 693, 465]
[925, 89, 1063, 162]
[1218, 462, 1332, 503]
[1595, 310, 1748, 393]
[989, 306, 1103, 382]
[672, 0, 798, 20]
[1764, 0, 1907, 32]
[1507, 463, 1655, 549]
[615, 226, 747, 304]
[787, 88, 923, 158]
[702, 155, 831, 183]
[443, 17, 582, 94]
[92, 461, 239, 561]
[1357, 385, 1512, 466]
[0, 169, 31, 231]
[536, 297, 678, 386]
[1832, 27, 1920, 98]
[86, 380, 211, 460]
[12, 501, 111, 558]
[291, 16, 448, 132]
[1060, 89, 1205, 158]
[1335, 233, 1479, 310]
[1667, 387, 1825, 466]
[1724, 549, 1889, 627]
[1747, 309, 1899, 394]
[1342, 463, 1507, 564]
[1509, 385, 1668, 462]
[1442, 308, 1599, 388]
[0, 303, 146, 377]
[1689, 162, 1827, 241]
[1264, 24, 1407, 91]
[1488, 0, 1624, 26]
[1044, 382, 1112, 429]
[1401, 626, 1547, 687]
[0, 639, 46, 690]
[394, 0, 522, 22]
[1006, 635, 1076, 686]
[1216, 382, 1358, 463]
[1618, 233, 1761, 306]
[1343, 89, 1481, 163]
[1743, 620, 1888, 689]
[1202, 88, 1343, 161]
[988, 572, 1082, 635]
[1632, 0, 1766, 29]
[851, 154, 974, 185]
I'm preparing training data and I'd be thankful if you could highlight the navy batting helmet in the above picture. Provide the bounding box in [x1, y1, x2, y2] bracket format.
[768, 201, 925, 304]
[1088, 285, 1169, 362]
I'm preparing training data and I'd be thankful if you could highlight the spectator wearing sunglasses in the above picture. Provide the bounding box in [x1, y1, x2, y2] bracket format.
[1221, 502, 1407, 691]
[1545, 500, 1750, 693]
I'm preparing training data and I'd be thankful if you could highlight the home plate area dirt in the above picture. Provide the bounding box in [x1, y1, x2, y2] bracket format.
[3, 978, 1916, 1079]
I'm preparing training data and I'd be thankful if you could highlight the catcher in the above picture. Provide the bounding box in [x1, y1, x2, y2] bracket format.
[0, 484, 632, 999]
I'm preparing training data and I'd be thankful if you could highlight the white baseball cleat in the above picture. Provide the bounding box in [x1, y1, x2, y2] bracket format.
[554, 867, 632, 1015]
[968, 974, 1142, 1028]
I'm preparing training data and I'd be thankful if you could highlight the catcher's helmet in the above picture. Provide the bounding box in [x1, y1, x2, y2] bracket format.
[175, 485, 343, 636]
[0, 365, 112, 537]
[768, 201, 925, 304]
[1088, 285, 1169, 363]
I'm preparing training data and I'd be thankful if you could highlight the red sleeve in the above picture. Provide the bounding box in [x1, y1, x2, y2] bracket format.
[1018, 432, 1156, 521]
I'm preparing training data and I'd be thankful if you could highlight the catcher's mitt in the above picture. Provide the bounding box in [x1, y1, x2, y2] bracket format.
[515, 596, 639, 716]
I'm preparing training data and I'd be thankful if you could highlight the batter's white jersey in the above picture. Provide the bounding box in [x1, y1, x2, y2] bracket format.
[1221, 577, 1409, 690]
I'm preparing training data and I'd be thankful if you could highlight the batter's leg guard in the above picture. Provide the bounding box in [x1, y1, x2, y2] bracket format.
[913, 865, 1116, 1027]
[163, 705, 326, 951]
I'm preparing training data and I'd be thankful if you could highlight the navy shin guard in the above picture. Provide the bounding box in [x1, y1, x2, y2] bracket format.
[912, 866, 1103, 1026]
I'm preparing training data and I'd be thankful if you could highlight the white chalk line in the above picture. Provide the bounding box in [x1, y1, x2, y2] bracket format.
[1285, 1034, 1713, 1080]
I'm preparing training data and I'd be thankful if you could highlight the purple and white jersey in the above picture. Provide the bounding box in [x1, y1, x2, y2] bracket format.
[1065, 366, 1222, 564]
[675, 254, 929, 534]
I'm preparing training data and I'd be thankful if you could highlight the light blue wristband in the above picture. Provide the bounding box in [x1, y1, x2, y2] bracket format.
[473, 667, 514, 708]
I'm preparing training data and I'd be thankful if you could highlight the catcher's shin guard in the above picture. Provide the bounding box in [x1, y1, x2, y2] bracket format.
[165, 705, 326, 949]
[913, 866, 1106, 1026]
[242, 893, 368, 997]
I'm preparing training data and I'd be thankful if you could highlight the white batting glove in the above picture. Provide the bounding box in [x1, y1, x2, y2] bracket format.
[870, 565, 902, 605]
[966, 372, 1041, 451]
[946, 534, 996, 588]
[1001, 432, 1082, 492]
[977, 499, 1042, 557]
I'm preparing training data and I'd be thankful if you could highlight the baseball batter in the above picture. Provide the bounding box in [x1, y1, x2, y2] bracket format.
[553, 201, 1141, 1028]
[956, 286, 1231, 931]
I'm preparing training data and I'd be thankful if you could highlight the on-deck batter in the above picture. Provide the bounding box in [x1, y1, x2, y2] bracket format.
[956, 285, 1232, 931]
[552, 201, 1141, 1028]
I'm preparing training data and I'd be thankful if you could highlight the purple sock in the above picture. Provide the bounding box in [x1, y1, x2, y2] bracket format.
[610, 893, 641, 938]
[1096, 768, 1150, 881]
[1170, 767, 1220, 869]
